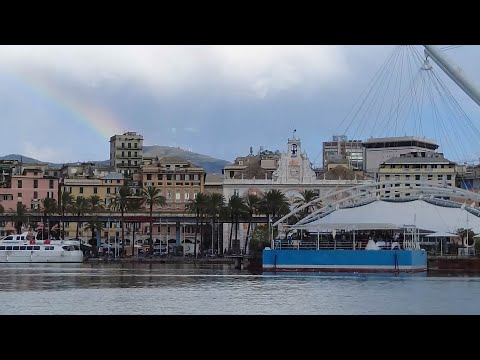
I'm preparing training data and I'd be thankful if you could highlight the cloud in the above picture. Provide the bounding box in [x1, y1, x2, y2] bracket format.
[0, 45, 359, 99]
[22, 143, 72, 163]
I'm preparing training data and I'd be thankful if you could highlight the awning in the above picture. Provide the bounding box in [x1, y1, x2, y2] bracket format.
[425, 232, 458, 238]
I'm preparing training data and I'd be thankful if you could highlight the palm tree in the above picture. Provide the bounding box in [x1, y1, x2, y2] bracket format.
[59, 190, 74, 239]
[11, 202, 28, 234]
[205, 193, 225, 255]
[85, 218, 104, 243]
[227, 194, 246, 253]
[243, 194, 261, 254]
[142, 186, 166, 254]
[260, 189, 289, 224]
[86, 195, 104, 245]
[294, 190, 320, 218]
[41, 197, 58, 239]
[187, 193, 208, 257]
[109, 184, 132, 256]
[127, 197, 143, 256]
[0, 203, 4, 214]
[70, 196, 89, 239]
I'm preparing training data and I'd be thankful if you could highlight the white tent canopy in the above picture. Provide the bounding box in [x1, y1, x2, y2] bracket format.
[425, 232, 458, 238]
[294, 200, 480, 234]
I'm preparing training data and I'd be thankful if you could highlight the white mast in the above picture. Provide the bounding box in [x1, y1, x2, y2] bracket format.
[423, 45, 480, 107]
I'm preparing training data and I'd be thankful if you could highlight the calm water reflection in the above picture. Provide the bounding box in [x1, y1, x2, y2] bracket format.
[0, 263, 479, 315]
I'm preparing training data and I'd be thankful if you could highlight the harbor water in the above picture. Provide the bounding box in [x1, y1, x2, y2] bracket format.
[0, 263, 479, 315]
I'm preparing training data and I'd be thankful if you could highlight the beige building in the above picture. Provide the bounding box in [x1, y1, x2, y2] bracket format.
[141, 156, 205, 212]
[61, 172, 125, 207]
[60, 172, 125, 239]
[109, 132, 144, 177]
[364, 136, 439, 174]
[204, 174, 223, 195]
[377, 151, 456, 198]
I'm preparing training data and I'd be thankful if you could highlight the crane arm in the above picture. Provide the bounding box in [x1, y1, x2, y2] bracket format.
[423, 45, 480, 107]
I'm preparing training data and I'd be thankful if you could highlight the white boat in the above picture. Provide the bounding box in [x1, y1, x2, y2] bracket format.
[0, 233, 83, 263]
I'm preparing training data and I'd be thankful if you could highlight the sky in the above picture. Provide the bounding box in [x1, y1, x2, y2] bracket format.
[1, 45, 480, 166]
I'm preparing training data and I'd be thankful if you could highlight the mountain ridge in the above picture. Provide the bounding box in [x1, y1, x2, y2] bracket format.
[0, 146, 231, 174]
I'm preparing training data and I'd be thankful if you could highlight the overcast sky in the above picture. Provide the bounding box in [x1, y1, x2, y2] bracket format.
[1, 45, 479, 165]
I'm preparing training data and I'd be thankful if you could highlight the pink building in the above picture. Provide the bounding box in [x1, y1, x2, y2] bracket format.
[0, 169, 59, 212]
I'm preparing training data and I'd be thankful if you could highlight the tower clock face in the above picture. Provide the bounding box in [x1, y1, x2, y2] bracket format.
[291, 143, 297, 157]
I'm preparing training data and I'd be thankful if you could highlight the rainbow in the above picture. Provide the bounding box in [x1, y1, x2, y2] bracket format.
[6, 68, 127, 139]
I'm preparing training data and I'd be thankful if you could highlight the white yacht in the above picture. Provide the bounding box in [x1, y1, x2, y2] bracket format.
[0, 233, 83, 263]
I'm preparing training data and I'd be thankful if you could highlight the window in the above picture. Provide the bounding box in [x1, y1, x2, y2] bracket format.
[49, 180, 54, 189]
[234, 189, 239, 196]
[134, 152, 137, 157]
[230, 171, 235, 178]
[33, 246, 40, 250]
[134, 143, 138, 148]
[447, 175, 452, 180]
[158, 174, 163, 181]
[176, 192, 181, 202]
[33, 191, 38, 199]
[185, 174, 189, 181]
[437, 175, 443, 180]
[415, 175, 421, 180]
[147, 174, 152, 180]
[176, 174, 181, 181]
[167, 191, 171, 200]
[94, 187, 98, 194]
[18, 192, 22, 198]
[34, 171, 38, 176]
[128, 151, 131, 157]
[122, 151, 125, 157]
[167, 174, 172, 180]
[18, 180, 22, 188]
[134, 161, 137, 165]
[185, 192, 190, 200]
[117, 180, 120, 184]
[79, 187, 84, 194]
[193, 175, 199, 181]
[122, 142, 125, 148]
[34, 179, 38, 188]
[128, 143, 131, 148]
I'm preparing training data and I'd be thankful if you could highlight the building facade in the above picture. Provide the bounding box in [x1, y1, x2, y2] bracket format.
[377, 151, 457, 198]
[0, 168, 58, 211]
[363, 136, 439, 174]
[322, 135, 364, 170]
[140, 156, 205, 212]
[61, 172, 125, 207]
[109, 132, 144, 177]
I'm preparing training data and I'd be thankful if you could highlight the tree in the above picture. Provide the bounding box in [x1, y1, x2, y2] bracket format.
[41, 197, 58, 239]
[11, 202, 28, 234]
[71, 196, 89, 239]
[456, 228, 476, 247]
[187, 192, 208, 258]
[142, 186, 166, 254]
[127, 197, 143, 256]
[243, 194, 261, 254]
[294, 190, 321, 218]
[205, 193, 225, 254]
[86, 195, 104, 247]
[59, 190, 74, 239]
[259, 189, 289, 224]
[85, 218, 104, 256]
[0, 203, 4, 214]
[109, 184, 132, 256]
[226, 194, 246, 253]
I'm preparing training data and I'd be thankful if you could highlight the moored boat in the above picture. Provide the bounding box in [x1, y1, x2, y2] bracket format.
[0, 233, 83, 263]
